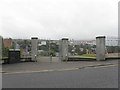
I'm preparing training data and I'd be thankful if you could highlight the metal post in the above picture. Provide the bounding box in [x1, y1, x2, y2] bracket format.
[65, 54, 68, 63]
[50, 55, 52, 63]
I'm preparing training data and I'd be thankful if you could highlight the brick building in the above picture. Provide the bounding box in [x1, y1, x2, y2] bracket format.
[3, 38, 13, 48]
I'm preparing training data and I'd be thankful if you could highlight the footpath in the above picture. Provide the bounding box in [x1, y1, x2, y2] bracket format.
[2, 58, 118, 74]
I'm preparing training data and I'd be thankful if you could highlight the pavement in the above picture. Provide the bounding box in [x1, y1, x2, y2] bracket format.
[2, 63, 118, 88]
[2, 57, 119, 74]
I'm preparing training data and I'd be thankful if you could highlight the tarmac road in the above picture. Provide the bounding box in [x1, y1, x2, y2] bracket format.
[2, 63, 118, 88]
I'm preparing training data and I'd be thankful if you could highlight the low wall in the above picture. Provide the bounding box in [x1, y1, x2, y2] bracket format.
[37, 56, 60, 62]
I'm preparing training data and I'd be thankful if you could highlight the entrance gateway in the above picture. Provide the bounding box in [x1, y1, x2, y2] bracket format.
[31, 36, 106, 61]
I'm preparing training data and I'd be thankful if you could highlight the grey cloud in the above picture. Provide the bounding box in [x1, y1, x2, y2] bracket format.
[0, 0, 119, 40]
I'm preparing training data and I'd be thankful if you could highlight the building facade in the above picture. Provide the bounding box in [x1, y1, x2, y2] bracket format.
[3, 38, 13, 48]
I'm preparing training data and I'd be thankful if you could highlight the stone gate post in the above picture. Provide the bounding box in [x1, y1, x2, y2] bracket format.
[31, 37, 38, 61]
[96, 36, 106, 61]
[59, 38, 69, 61]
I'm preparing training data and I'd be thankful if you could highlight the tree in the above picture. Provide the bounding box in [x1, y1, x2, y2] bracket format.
[75, 45, 81, 55]
[2, 47, 9, 57]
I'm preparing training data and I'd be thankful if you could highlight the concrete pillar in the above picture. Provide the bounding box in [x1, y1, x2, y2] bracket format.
[0, 36, 2, 90]
[0, 36, 3, 63]
[31, 37, 38, 61]
[118, 2, 120, 89]
[96, 36, 106, 61]
[59, 38, 69, 61]
[59, 40, 62, 61]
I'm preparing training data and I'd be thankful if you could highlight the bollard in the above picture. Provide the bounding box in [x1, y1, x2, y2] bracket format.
[50, 55, 52, 63]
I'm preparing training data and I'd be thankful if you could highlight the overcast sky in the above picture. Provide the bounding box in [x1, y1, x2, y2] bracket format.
[0, 0, 119, 40]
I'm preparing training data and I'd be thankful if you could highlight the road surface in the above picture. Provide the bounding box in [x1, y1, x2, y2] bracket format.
[2, 63, 118, 88]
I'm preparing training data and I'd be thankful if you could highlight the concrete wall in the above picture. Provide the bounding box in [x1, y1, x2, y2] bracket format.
[31, 37, 38, 61]
[59, 38, 69, 61]
[37, 56, 60, 63]
[96, 36, 106, 61]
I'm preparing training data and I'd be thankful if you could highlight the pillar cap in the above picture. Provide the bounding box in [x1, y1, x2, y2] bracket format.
[96, 36, 106, 39]
[62, 38, 69, 40]
[31, 37, 38, 39]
